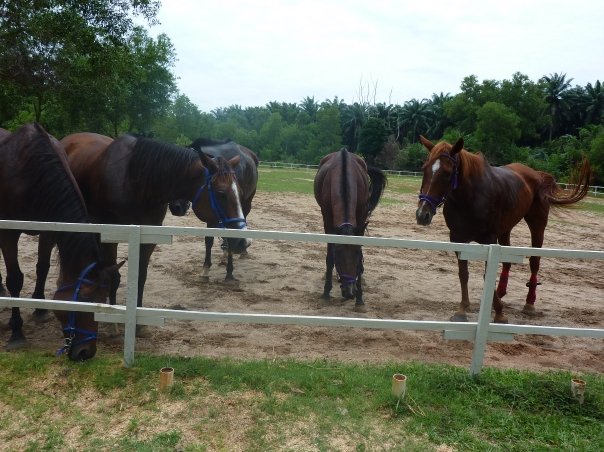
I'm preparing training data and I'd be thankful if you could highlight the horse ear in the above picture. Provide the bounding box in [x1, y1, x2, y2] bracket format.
[227, 155, 241, 168]
[199, 151, 218, 171]
[451, 138, 464, 156]
[419, 135, 434, 151]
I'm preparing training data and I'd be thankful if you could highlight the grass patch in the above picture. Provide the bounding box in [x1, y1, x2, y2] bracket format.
[258, 167, 603, 214]
[1, 350, 602, 451]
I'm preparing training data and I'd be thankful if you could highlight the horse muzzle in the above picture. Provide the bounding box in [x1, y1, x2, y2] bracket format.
[416, 205, 434, 226]
[225, 237, 251, 254]
[340, 282, 357, 300]
[68, 341, 97, 361]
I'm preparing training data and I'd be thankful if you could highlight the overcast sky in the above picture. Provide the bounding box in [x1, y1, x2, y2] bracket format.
[147, 0, 604, 113]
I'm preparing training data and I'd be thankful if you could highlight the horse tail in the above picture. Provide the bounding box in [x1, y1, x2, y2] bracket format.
[544, 159, 592, 206]
[367, 165, 387, 216]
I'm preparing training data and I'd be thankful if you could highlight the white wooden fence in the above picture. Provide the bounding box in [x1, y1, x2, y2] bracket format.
[1, 219, 603, 375]
[260, 161, 604, 196]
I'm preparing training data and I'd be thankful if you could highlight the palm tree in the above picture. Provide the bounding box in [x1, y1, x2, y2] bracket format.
[584, 80, 604, 125]
[427, 92, 452, 138]
[398, 98, 432, 142]
[341, 102, 369, 152]
[299, 96, 319, 121]
[540, 72, 573, 140]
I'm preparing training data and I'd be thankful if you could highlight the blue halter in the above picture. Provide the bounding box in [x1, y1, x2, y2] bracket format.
[418, 152, 459, 213]
[191, 167, 246, 229]
[55, 262, 103, 356]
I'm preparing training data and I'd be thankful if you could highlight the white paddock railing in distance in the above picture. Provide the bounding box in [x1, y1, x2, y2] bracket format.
[0, 220, 603, 375]
[259, 162, 603, 196]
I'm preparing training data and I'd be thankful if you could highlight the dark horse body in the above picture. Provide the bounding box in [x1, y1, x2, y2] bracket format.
[34, 133, 246, 311]
[416, 136, 591, 323]
[0, 124, 114, 360]
[185, 137, 259, 281]
[314, 148, 387, 312]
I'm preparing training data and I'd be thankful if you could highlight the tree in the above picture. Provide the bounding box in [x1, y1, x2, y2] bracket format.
[0, 0, 160, 127]
[358, 117, 388, 165]
[303, 105, 341, 163]
[474, 102, 521, 164]
[398, 98, 432, 143]
[540, 72, 573, 141]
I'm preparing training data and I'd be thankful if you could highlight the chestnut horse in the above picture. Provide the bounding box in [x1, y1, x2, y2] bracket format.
[416, 136, 591, 323]
[0, 123, 116, 360]
[186, 137, 259, 281]
[314, 148, 387, 312]
[33, 133, 247, 311]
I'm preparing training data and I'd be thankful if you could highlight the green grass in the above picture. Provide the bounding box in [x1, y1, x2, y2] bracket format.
[1, 351, 603, 451]
[257, 166, 603, 213]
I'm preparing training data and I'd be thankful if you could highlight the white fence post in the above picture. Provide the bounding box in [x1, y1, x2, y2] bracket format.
[470, 244, 501, 375]
[123, 225, 141, 367]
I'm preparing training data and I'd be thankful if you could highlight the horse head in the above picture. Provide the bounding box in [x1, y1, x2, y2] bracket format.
[416, 136, 463, 226]
[334, 223, 364, 300]
[193, 152, 250, 254]
[53, 261, 124, 361]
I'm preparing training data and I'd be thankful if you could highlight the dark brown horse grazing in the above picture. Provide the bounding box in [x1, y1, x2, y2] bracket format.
[415, 136, 591, 323]
[314, 148, 387, 312]
[35, 132, 246, 310]
[185, 137, 259, 281]
[0, 123, 116, 360]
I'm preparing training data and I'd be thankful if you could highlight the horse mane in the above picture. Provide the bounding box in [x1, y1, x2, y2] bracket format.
[189, 137, 233, 149]
[11, 123, 101, 269]
[339, 148, 350, 224]
[127, 137, 199, 202]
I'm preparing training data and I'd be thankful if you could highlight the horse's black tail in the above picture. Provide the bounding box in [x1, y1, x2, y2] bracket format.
[367, 165, 387, 217]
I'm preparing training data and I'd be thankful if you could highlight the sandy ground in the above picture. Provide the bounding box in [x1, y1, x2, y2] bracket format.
[1, 186, 603, 374]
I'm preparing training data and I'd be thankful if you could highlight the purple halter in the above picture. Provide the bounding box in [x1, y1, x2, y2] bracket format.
[418, 152, 459, 213]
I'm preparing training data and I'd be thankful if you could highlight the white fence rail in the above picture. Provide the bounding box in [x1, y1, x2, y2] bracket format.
[1, 219, 603, 375]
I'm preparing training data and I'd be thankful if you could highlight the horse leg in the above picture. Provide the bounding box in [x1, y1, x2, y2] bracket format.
[321, 243, 335, 300]
[135, 244, 156, 338]
[496, 232, 512, 298]
[31, 232, 54, 322]
[523, 215, 546, 316]
[353, 252, 366, 313]
[201, 236, 214, 282]
[102, 243, 120, 305]
[451, 252, 470, 322]
[1, 233, 28, 349]
[225, 246, 235, 281]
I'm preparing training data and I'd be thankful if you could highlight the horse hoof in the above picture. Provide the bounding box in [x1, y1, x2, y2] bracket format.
[6, 337, 29, 351]
[32, 309, 51, 323]
[450, 313, 468, 322]
[353, 304, 367, 313]
[521, 304, 542, 317]
[135, 325, 152, 338]
[493, 315, 509, 324]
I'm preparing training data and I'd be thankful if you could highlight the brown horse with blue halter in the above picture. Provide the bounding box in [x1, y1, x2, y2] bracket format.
[314, 148, 387, 312]
[32, 133, 246, 314]
[416, 136, 591, 323]
[0, 123, 117, 360]
[185, 137, 259, 281]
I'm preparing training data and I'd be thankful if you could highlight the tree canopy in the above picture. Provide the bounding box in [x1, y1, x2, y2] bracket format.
[1, 3, 603, 184]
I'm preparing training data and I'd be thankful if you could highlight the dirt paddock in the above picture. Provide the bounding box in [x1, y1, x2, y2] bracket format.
[1, 188, 603, 374]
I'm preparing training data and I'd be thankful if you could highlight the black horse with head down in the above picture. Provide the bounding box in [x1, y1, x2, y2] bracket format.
[314, 148, 387, 312]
